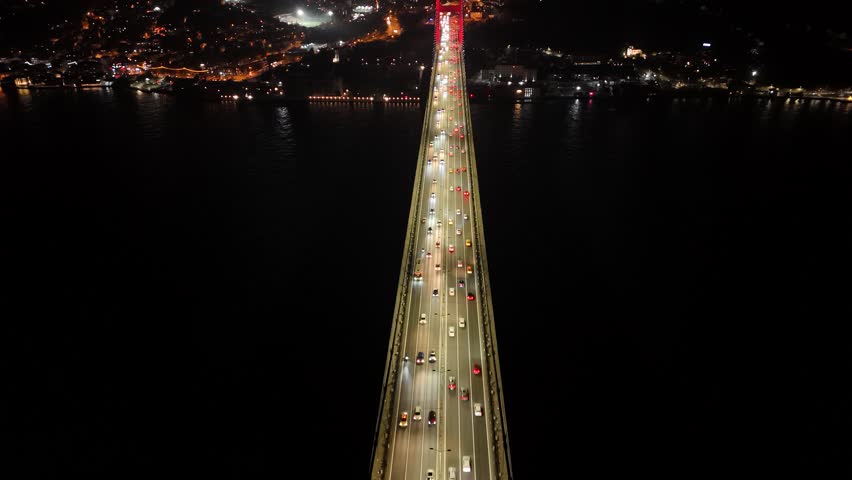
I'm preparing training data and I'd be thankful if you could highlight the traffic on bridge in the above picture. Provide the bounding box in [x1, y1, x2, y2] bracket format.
[371, 5, 512, 480]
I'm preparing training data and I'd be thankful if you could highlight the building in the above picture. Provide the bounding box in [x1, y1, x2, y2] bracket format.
[476, 64, 537, 84]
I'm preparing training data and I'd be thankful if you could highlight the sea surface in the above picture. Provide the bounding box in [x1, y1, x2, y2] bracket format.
[2, 89, 850, 478]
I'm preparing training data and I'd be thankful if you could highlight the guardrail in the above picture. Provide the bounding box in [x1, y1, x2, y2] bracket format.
[369, 45, 441, 480]
[459, 46, 515, 480]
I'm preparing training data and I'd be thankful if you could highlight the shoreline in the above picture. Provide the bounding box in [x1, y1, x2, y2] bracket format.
[5, 84, 850, 105]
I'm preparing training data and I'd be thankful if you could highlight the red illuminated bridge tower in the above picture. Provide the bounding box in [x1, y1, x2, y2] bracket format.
[370, 2, 513, 480]
[434, 0, 464, 45]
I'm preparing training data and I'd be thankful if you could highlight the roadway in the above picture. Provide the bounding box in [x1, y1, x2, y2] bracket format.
[384, 12, 498, 480]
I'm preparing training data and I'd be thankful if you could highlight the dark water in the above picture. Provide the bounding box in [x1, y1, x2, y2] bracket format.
[2, 90, 850, 478]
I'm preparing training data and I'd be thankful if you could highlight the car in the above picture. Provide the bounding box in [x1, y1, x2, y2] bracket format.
[414, 406, 422, 421]
[456, 186, 461, 192]
[432, 289, 439, 296]
[427, 227, 433, 235]
[456, 209, 461, 215]
[428, 410, 437, 425]
[430, 192, 436, 199]
[427, 469, 434, 479]
[426, 252, 432, 258]
[429, 208, 435, 215]
[467, 293, 475, 301]
[448, 376, 456, 390]
[448, 466, 457, 480]
[416, 352, 424, 364]
[448, 245, 455, 253]
[457, 260, 464, 268]
[427, 158, 432, 165]
[414, 270, 422, 280]
[437, 220, 442, 228]
[449, 287, 455, 296]
[448, 219, 453, 225]
[463, 456, 471, 472]
[435, 264, 441, 271]
[428, 350, 437, 363]
[429, 141, 433, 147]
[436, 240, 441, 247]
[466, 265, 473, 274]
[399, 411, 409, 427]
[459, 388, 469, 401]
[420, 313, 427, 324]
[458, 280, 465, 288]
[449, 326, 455, 337]
[465, 239, 472, 247]
[473, 404, 482, 417]
[462, 166, 467, 172]
[463, 191, 470, 197]
[456, 229, 462, 235]
[449, 185, 454, 191]
[432, 178, 437, 184]
[463, 213, 468, 220]
[472, 363, 481, 375]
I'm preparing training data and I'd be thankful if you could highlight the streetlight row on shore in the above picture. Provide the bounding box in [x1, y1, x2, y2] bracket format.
[308, 95, 419, 101]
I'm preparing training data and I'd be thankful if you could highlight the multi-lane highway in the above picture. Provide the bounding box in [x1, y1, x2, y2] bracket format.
[373, 10, 505, 480]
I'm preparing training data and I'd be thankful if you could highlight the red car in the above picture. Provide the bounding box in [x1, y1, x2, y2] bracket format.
[460, 388, 469, 401]
[456, 186, 461, 192]
[448, 376, 456, 390]
[467, 293, 475, 301]
[448, 245, 455, 253]
[461, 167, 467, 172]
[472, 363, 481, 375]
[463, 191, 470, 197]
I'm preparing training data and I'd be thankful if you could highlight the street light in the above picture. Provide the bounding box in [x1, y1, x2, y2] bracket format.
[752, 70, 758, 77]
[297, 9, 304, 16]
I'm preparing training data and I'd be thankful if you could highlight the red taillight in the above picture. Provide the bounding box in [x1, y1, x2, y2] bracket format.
[456, 186, 461, 191]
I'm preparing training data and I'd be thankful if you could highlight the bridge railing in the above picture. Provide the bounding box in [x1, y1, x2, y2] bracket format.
[459, 31, 515, 480]
[369, 43, 441, 480]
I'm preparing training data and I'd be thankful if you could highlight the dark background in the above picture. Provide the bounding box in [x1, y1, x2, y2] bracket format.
[2, 90, 851, 478]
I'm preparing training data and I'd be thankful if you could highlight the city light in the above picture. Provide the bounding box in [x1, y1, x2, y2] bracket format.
[752, 70, 758, 77]
[297, 9, 304, 16]
[327, 11, 334, 16]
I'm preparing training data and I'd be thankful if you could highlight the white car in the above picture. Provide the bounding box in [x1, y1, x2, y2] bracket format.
[414, 406, 422, 421]
[430, 192, 436, 199]
[459, 317, 465, 328]
[420, 313, 427, 324]
[448, 466, 456, 480]
[473, 403, 482, 417]
[456, 209, 461, 215]
[463, 214, 468, 220]
[432, 178, 437, 184]
[449, 287, 455, 296]
[456, 229, 462, 235]
[462, 456, 471, 473]
[448, 326, 455, 337]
